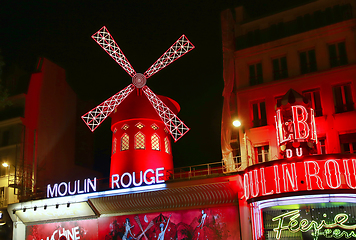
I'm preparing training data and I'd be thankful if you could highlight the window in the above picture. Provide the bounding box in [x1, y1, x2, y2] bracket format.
[303, 89, 323, 117]
[342, 142, 356, 153]
[329, 41, 348, 68]
[151, 134, 160, 151]
[318, 137, 327, 154]
[121, 134, 129, 151]
[249, 62, 263, 86]
[135, 122, 144, 129]
[333, 83, 354, 113]
[300, 49, 317, 74]
[272, 56, 288, 80]
[112, 138, 117, 154]
[164, 137, 170, 154]
[340, 133, 356, 154]
[255, 145, 270, 163]
[135, 132, 145, 149]
[252, 101, 267, 127]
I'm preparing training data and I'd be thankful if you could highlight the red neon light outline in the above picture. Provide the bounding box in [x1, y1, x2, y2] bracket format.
[83, 26, 193, 141]
[292, 105, 310, 140]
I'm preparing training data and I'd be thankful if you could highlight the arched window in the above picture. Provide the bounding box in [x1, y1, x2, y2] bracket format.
[121, 133, 129, 151]
[113, 138, 117, 154]
[151, 133, 160, 151]
[164, 137, 170, 154]
[135, 132, 145, 149]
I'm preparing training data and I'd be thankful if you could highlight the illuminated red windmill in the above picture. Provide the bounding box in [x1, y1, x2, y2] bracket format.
[82, 26, 194, 179]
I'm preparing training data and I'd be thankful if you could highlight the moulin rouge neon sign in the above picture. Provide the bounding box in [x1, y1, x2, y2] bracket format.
[272, 210, 356, 240]
[47, 167, 165, 198]
[243, 157, 356, 200]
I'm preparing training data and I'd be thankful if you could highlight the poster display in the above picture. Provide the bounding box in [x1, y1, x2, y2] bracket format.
[26, 205, 239, 240]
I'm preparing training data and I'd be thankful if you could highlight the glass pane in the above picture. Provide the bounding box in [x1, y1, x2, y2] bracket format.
[272, 59, 280, 80]
[338, 42, 348, 65]
[299, 51, 307, 74]
[249, 65, 256, 85]
[313, 91, 323, 116]
[253, 103, 259, 121]
[329, 44, 338, 67]
[281, 57, 288, 78]
[256, 63, 263, 84]
[343, 84, 354, 111]
[352, 142, 356, 153]
[308, 49, 317, 72]
[343, 143, 351, 153]
[260, 102, 266, 119]
[260, 102, 267, 126]
[333, 86, 343, 113]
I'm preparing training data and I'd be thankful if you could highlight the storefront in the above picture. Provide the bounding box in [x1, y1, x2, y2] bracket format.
[9, 175, 241, 240]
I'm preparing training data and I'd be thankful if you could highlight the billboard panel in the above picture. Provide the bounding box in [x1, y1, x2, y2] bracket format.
[98, 205, 239, 240]
[26, 205, 239, 240]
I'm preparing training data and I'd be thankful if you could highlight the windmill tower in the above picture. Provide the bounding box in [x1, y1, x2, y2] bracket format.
[82, 26, 194, 180]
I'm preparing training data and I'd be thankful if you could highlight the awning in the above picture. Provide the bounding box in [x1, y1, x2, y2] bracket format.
[90, 180, 238, 216]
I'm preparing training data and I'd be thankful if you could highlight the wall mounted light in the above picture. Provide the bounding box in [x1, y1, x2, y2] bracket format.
[56, 204, 59, 209]
[34, 206, 37, 211]
[12, 210, 16, 214]
[232, 119, 241, 127]
[44, 205, 47, 210]
[67, 203, 70, 208]
[23, 208, 26, 212]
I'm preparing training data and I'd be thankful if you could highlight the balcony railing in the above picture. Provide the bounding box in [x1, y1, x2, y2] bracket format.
[166, 161, 226, 181]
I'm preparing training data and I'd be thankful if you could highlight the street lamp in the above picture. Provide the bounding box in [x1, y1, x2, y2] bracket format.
[232, 119, 241, 127]
[2, 163, 9, 168]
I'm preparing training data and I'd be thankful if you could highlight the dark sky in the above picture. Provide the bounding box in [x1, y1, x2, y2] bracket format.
[0, 0, 308, 175]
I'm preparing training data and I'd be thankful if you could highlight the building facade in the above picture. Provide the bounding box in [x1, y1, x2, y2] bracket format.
[5, 1, 356, 239]
[221, 0, 356, 239]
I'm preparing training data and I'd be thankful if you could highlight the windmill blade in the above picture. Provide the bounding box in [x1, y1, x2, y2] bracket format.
[144, 35, 195, 79]
[142, 86, 189, 142]
[92, 26, 136, 77]
[82, 84, 135, 132]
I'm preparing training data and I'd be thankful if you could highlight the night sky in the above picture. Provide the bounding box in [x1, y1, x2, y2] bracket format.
[0, 0, 308, 175]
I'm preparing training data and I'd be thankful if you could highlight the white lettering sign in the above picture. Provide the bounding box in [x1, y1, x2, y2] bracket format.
[41, 226, 81, 240]
[111, 167, 165, 189]
[47, 178, 97, 198]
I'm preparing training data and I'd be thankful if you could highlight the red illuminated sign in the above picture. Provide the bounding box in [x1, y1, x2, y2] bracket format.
[275, 105, 317, 158]
[243, 156, 356, 200]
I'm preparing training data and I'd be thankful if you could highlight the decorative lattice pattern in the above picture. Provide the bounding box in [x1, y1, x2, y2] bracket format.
[121, 133, 129, 151]
[113, 128, 117, 134]
[92, 26, 136, 77]
[81, 84, 135, 132]
[83, 26, 194, 138]
[151, 124, 159, 130]
[135, 132, 145, 149]
[165, 137, 170, 154]
[151, 134, 160, 151]
[164, 128, 168, 134]
[144, 35, 195, 78]
[142, 86, 189, 142]
[121, 124, 129, 130]
[136, 122, 144, 129]
[113, 138, 117, 154]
